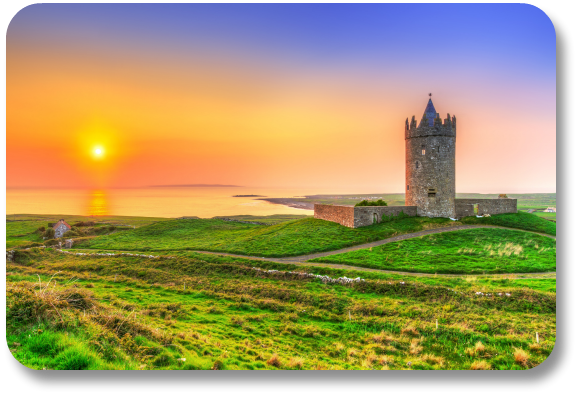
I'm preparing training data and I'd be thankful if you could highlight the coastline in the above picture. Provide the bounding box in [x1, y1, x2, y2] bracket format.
[257, 198, 314, 210]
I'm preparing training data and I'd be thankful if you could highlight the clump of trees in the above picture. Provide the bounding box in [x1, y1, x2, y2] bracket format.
[355, 199, 388, 207]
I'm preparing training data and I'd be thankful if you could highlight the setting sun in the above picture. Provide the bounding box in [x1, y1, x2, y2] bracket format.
[94, 147, 104, 156]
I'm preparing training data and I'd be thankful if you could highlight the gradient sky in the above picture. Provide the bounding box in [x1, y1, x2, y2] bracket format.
[7, 4, 556, 193]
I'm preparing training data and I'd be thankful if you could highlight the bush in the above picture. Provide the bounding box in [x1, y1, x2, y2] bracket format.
[63, 230, 78, 238]
[74, 221, 95, 227]
[355, 199, 388, 207]
[498, 194, 508, 199]
[36, 226, 46, 233]
[43, 228, 55, 239]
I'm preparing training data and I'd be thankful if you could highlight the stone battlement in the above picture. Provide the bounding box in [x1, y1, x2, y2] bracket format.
[405, 113, 456, 139]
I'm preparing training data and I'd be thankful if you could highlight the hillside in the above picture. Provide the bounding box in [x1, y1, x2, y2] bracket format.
[309, 228, 556, 274]
[76, 213, 555, 257]
[7, 249, 554, 370]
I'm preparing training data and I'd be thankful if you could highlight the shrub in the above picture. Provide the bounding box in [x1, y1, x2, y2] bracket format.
[43, 228, 55, 239]
[498, 194, 509, 199]
[36, 226, 46, 233]
[355, 199, 388, 207]
[63, 230, 79, 238]
[74, 221, 95, 227]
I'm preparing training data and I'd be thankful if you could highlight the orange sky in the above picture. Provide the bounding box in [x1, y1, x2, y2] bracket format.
[6, 4, 556, 193]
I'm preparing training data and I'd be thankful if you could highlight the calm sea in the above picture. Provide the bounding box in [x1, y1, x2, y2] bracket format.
[5, 187, 364, 218]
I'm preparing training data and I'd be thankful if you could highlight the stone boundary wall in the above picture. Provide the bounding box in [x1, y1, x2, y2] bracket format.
[314, 204, 417, 228]
[314, 204, 355, 228]
[454, 199, 517, 218]
[353, 206, 418, 228]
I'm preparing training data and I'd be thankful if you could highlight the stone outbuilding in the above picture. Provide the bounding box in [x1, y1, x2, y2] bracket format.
[53, 219, 72, 238]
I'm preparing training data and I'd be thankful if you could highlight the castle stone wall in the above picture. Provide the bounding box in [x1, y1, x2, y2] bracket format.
[454, 199, 518, 218]
[405, 114, 456, 218]
[353, 206, 417, 228]
[313, 204, 355, 228]
[314, 204, 417, 228]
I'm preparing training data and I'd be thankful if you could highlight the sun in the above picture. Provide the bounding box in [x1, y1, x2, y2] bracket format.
[93, 147, 104, 158]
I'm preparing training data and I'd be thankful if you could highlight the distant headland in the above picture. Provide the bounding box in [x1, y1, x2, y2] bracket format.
[148, 184, 241, 188]
[232, 194, 266, 197]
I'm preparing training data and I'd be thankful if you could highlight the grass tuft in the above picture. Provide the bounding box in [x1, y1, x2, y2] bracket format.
[470, 360, 491, 370]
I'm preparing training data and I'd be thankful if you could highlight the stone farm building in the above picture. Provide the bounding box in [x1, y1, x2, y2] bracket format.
[53, 219, 72, 238]
[314, 97, 517, 228]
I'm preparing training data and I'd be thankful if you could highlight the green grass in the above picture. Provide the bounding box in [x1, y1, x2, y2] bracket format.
[460, 212, 556, 236]
[531, 212, 556, 222]
[6, 221, 46, 248]
[309, 228, 556, 274]
[7, 248, 555, 370]
[6, 221, 133, 249]
[76, 217, 477, 257]
[212, 214, 310, 224]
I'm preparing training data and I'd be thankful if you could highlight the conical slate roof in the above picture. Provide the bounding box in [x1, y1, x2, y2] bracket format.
[420, 98, 438, 127]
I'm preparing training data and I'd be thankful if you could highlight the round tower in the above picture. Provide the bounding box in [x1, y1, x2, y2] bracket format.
[405, 98, 456, 217]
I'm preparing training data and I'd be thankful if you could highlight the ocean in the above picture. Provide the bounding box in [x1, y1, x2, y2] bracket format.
[5, 187, 362, 218]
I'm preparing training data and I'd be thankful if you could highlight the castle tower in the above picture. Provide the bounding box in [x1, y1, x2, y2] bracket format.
[405, 98, 456, 217]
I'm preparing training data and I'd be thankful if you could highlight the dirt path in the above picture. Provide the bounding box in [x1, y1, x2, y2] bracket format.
[188, 249, 555, 279]
[70, 225, 556, 278]
[278, 225, 555, 262]
[184, 225, 556, 278]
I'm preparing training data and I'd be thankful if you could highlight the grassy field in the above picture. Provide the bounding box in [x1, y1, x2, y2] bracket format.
[531, 212, 556, 222]
[460, 212, 556, 236]
[75, 217, 466, 256]
[309, 228, 556, 274]
[213, 214, 310, 224]
[6, 211, 556, 370]
[7, 248, 554, 370]
[73, 213, 554, 257]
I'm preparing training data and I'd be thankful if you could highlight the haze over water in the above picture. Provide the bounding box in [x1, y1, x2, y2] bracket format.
[6, 187, 376, 218]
